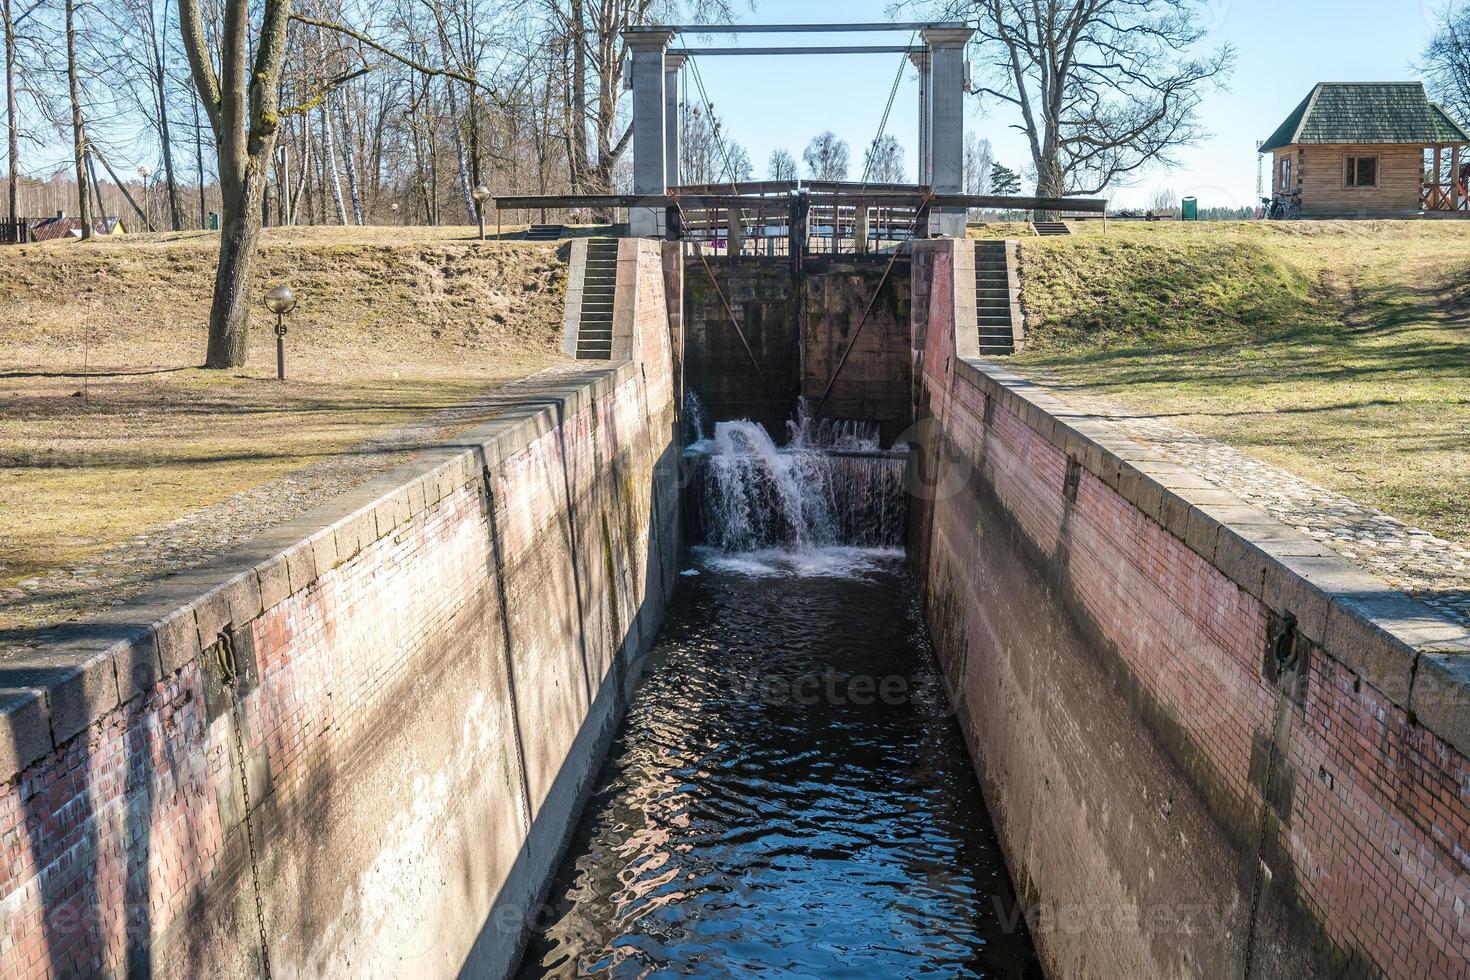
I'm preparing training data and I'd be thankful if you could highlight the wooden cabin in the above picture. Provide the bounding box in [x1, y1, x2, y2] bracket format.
[1260, 82, 1470, 218]
[28, 213, 127, 241]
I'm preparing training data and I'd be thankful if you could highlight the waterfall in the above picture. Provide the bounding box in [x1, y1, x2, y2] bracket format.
[688, 399, 907, 553]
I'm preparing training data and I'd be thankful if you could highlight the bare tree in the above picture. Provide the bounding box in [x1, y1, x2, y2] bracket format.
[64, 0, 91, 237]
[862, 133, 904, 183]
[768, 147, 797, 181]
[107, 0, 185, 229]
[803, 130, 849, 182]
[178, 0, 296, 365]
[913, 0, 1232, 196]
[545, 0, 740, 203]
[964, 133, 993, 194]
[1, 0, 26, 219]
[1149, 186, 1179, 212]
[1423, 5, 1470, 125]
[680, 98, 750, 184]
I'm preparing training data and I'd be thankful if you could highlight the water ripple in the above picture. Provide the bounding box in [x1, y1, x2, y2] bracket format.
[518, 554, 1040, 979]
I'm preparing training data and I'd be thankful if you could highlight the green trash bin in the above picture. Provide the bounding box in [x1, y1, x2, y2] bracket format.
[1181, 197, 1198, 221]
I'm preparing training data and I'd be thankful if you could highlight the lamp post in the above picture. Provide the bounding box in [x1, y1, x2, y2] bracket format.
[472, 184, 492, 241]
[137, 164, 151, 229]
[264, 285, 297, 380]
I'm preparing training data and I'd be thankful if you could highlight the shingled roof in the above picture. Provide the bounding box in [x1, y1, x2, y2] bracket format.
[1259, 82, 1470, 152]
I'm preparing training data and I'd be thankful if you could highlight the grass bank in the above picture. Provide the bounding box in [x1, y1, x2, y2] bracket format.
[0, 226, 569, 602]
[1007, 221, 1470, 546]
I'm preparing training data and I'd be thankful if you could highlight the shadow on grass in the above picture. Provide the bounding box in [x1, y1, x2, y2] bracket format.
[1026, 274, 1470, 391]
[0, 366, 200, 380]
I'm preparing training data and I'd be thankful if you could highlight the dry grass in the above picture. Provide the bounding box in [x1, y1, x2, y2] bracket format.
[1008, 220, 1470, 545]
[0, 226, 570, 589]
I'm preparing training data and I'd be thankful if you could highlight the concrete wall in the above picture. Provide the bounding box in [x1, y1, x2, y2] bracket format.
[683, 255, 913, 444]
[0, 239, 681, 979]
[909, 238, 1470, 980]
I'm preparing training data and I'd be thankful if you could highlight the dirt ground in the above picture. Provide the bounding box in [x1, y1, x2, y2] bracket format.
[1, 226, 572, 639]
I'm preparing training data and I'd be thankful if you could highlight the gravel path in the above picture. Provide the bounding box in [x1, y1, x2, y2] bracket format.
[0, 364, 594, 653]
[1043, 385, 1470, 629]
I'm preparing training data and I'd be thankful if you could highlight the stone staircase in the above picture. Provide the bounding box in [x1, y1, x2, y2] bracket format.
[572, 239, 619, 359]
[975, 241, 1018, 356]
[525, 224, 565, 241]
[1032, 221, 1071, 237]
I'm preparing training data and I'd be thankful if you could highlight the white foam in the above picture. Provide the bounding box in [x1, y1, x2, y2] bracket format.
[691, 545, 904, 580]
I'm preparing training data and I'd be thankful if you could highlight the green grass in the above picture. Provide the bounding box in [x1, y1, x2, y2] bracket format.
[1008, 221, 1470, 546]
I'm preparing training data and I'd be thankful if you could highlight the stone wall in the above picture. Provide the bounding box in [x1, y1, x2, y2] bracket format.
[682, 257, 799, 438]
[909, 238, 1470, 980]
[0, 239, 682, 979]
[799, 256, 913, 446]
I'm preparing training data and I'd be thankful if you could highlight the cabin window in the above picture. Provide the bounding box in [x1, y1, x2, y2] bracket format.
[1279, 157, 1292, 190]
[1346, 156, 1379, 188]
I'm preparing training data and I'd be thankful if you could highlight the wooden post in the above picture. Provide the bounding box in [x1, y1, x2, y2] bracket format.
[725, 207, 742, 256]
[1454, 146, 1463, 210]
[1433, 147, 1444, 210]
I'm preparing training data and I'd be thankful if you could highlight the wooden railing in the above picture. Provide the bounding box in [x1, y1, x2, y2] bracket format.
[492, 187, 1108, 259]
[1424, 146, 1469, 211]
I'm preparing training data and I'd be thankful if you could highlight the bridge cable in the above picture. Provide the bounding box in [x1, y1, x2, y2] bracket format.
[858, 30, 917, 190]
[674, 189, 779, 401]
[676, 53, 778, 401]
[811, 188, 934, 420]
[686, 54, 741, 193]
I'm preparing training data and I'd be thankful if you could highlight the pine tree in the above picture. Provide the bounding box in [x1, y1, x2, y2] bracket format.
[990, 162, 1022, 196]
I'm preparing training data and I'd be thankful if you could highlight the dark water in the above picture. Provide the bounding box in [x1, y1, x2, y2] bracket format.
[517, 548, 1041, 978]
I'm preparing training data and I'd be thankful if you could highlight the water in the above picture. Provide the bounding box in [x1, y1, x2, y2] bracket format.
[687, 400, 908, 552]
[516, 553, 1041, 978]
[515, 402, 1038, 978]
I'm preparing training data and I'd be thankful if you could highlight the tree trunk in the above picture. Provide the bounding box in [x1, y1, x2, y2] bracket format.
[445, 82, 474, 218]
[334, 96, 363, 225]
[321, 100, 347, 225]
[4, 0, 17, 222]
[65, 0, 91, 239]
[290, 112, 311, 222]
[153, 35, 183, 230]
[205, 165, 265, 367]
[569, 0, 589, 189]
[192, 88, 206, 227]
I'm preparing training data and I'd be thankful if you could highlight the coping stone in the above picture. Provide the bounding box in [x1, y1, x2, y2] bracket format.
[0, 688, 50, 783]
[1411, 653, 1470, 758]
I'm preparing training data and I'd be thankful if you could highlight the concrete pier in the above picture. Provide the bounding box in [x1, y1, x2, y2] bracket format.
[921, 27, 972, 238]
[627, 28, 673, 238]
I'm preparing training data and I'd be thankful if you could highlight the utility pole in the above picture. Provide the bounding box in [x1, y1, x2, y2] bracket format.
[1256, 140, 1265, 208]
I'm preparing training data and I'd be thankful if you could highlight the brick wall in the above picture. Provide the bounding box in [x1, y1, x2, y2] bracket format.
[0, 239, 681, 978]
[909, 239, 1470, 979]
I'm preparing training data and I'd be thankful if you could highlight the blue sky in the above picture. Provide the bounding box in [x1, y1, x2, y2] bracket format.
[686, 0, 1450, 208]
